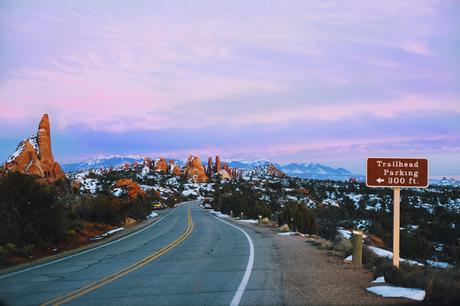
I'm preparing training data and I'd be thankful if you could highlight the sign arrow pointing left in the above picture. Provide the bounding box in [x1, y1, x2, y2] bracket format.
[376, 178, 384, 184]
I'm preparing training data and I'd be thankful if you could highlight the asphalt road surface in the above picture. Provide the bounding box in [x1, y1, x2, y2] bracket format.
[0, 201, 281, 306]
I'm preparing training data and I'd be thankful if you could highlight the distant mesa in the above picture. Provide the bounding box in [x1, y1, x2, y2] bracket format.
[1, 114, 65, 183]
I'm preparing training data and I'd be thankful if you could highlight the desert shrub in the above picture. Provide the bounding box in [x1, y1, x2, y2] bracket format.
[400, 231, 433, 261]
[254, 202, 271, 219]
[0, 172, 70, 248]
[76, 195, 123, 225]
[278, 202, 317, 234]
[332, 236, 352, 255]
[124, 196, 152, 221]
[318, 236, 352, 256]
[362, 244, 460, 304]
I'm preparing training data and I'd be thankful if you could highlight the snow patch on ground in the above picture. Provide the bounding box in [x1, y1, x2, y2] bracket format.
[148, 212, 159, 219]
[277, 232, 297, 236]
[209, 210, 230, 218]
[372, 276, 385, 283]
[366, 286, 425, 301]
[337, 228, 352, 239]
[237, 219, 258, 224]
[368, 246, 424, 266]
[182, 189, 198, 196]
[426, 260, 453, 268]
[103, 227, 124, 237]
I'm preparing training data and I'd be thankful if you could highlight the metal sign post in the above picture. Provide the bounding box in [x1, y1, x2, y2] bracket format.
[366, 157, 428, 267]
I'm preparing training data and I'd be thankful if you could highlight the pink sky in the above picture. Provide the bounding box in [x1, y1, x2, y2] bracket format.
[0, 0, 459, 175]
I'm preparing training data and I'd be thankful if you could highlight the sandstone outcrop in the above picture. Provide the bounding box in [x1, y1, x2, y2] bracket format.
[183, 156, 208, 183]
[217, 169, 231, 180]
[168, 160, 181, 176]
[114, 178, 146, 199]
[267, 163, 287, 177]
[215, 156, 222, 173]
[2, 114, 65, 183]
[154, 158, 168, 173]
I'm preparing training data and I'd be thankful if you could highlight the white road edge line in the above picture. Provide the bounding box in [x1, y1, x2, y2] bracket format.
[215, 217, 255, 306]
[0, 204, 184, 280]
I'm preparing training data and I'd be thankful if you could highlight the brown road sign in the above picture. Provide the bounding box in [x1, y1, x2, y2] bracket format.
[366, 157, 429, 188]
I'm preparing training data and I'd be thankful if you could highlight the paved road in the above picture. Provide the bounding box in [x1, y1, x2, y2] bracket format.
[0, 201, 281, 306]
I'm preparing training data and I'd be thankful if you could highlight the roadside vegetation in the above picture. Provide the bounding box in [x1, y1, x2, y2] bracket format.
[0, 172, 158, 266]
[212, 176, 459, 305]
[1, 162, 459, 304]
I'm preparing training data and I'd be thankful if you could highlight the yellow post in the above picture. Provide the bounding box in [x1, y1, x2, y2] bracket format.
[352, 230, 363, 265]
[393, 187, 401, 267]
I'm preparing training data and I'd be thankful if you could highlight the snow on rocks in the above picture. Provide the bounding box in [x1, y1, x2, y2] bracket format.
[366, 286, 425, 301]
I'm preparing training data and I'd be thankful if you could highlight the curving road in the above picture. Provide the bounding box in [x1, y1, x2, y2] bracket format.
[0, 201, 281, 306]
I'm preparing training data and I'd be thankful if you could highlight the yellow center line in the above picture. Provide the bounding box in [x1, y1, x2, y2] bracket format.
[41, 207, 194, 306]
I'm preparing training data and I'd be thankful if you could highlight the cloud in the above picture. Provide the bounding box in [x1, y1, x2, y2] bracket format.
[0, 0, 459, 174]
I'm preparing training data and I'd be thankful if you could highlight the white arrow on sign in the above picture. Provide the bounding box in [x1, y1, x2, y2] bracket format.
[376, 178, 385, 184]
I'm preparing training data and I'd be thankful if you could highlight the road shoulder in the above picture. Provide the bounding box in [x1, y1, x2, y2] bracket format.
[224, 218, 416, 306]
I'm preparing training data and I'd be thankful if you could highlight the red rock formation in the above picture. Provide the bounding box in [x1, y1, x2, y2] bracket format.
[143, 157, 152, 167]
[223, 162, 229, 172]
[168, 160, 181, 176]
[217, 169, 231, 180]
[183, 156, 208, 183]
[207, 157, 214, 176]
[114, 178, 146, 199]
[154, 158, 168, 173]
[267, 163, 287, 177]
[2, 114, 65, 183]
[215, 156, 222, 173]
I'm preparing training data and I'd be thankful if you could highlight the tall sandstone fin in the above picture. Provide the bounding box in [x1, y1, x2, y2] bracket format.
[2, 114, 65, 183]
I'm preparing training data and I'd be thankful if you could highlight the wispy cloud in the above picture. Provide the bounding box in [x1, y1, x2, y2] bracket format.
[0, 0, 459, 173]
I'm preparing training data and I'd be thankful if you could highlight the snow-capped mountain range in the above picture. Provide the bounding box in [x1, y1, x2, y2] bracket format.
[62, 155, 362, 181]
[225, 160, 362, 181]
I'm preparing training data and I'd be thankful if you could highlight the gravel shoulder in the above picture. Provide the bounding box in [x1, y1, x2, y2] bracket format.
[232, 220, 418, 306]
